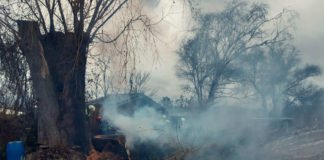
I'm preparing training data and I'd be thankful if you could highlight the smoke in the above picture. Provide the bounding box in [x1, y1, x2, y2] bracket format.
[101, 96, 274, 160]
[97, 1, 323, 159]
[101, 97, 171, 147]
[93, 1, 324, 159]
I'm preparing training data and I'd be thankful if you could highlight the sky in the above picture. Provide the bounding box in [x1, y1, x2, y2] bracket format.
[138, 0, 324, 100]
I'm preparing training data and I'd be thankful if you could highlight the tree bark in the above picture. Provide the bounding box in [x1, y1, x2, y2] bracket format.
[17, 20, 61, 147]
[41, 31, 90, 153]
[207, 76, 219, 105]
[17, 20, 90, 152]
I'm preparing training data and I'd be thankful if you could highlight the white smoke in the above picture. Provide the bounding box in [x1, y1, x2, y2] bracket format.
[101, 97, 272, 159]
[101, 98, 171, 147]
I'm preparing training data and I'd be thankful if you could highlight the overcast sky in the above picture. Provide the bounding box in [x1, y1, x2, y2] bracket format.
[139, 0, 324, 100]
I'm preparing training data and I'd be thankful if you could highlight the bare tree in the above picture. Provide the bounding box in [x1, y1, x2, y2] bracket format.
[86, 52, 116, 100]
[177, 1, 295, 106]
[0, 0, 159, 152]
[129, 71, 151, 94]
[0, 35, 34, 116]
[239, 40, 322, 116]
[86, 50, 152, 100]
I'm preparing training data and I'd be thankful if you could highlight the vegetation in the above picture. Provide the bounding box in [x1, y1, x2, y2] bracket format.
[0, 0, 323, 159]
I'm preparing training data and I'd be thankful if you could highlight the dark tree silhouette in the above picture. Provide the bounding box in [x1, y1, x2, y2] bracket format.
[177, 1, 295, 106]
[0, 0, 157, 152]
[240, 42, 321, 115]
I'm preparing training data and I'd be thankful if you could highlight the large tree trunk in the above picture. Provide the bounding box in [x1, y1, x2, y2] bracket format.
[207, 77, 219, 105]
[17, 21, 61, 147]
[41, 31, 90, 153]
[17, 21, 90, 153]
